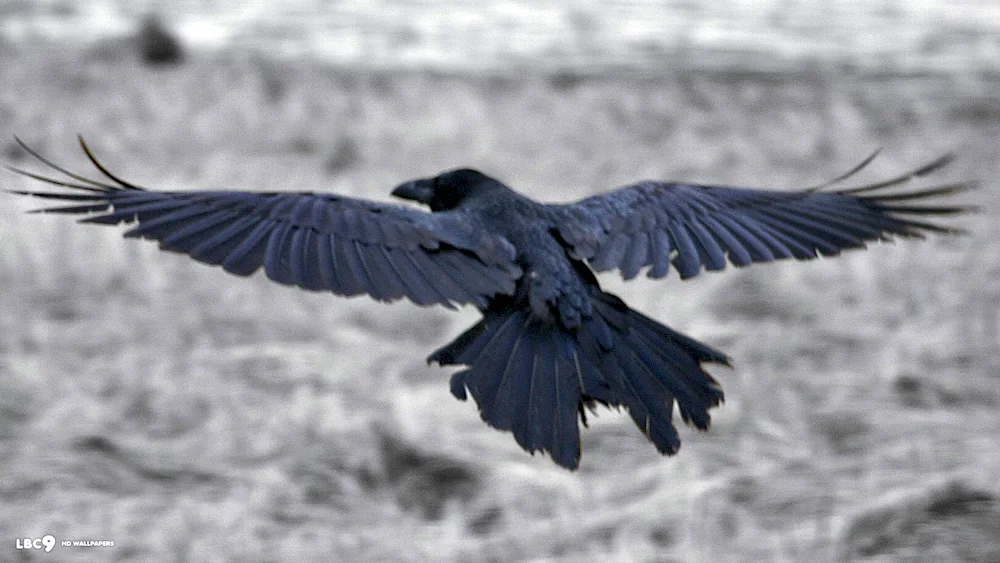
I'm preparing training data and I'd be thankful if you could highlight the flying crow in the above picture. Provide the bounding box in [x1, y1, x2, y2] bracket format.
[6, 138, 972, 469]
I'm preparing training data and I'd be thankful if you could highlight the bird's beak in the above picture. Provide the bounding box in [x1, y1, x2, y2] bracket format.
[391, 179, 435, 204]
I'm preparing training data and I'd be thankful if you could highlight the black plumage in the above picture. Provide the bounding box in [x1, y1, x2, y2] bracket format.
[6, 137, 972, 469]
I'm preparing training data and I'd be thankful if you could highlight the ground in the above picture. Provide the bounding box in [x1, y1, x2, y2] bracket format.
[0, 41, 998, 562]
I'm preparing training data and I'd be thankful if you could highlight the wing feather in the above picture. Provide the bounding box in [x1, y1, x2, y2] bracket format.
[189, 214, 262, 264]
[685, 218, 728, 271]
[221, 220, 275, 276]
[698, 214, 753, 266]
[666, 220, 701, 279]
[264, 222, 297, 286]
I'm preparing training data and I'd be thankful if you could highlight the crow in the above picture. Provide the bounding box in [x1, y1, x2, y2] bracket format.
[6, 137, 972, 469]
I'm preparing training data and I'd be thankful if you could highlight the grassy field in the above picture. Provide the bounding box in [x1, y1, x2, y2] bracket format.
[0, 42, 998, 562]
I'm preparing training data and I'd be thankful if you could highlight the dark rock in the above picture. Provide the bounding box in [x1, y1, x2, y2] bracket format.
[137, 14, 185, 66]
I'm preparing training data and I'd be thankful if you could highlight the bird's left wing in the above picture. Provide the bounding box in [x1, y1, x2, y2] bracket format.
[550, 153, 974, 281]
[6, 137, 520, 308]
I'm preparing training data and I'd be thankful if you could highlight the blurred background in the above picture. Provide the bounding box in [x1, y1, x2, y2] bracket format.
[0, 1, 998, 562]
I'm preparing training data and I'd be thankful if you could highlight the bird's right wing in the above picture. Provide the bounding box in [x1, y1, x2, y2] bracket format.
[6, 137, 521, 309]
[550, 152, 975, 281]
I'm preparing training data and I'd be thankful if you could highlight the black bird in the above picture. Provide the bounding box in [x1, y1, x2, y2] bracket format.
[6, 138, 972, 469]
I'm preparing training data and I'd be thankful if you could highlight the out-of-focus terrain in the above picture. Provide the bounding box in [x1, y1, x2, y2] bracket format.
[3, 0, 999, 74]
[0, 5, 998, 562]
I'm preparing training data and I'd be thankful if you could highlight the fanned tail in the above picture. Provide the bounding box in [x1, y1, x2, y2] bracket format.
[430, 290, 728, 470]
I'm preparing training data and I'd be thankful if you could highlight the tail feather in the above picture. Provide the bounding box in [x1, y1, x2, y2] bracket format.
[433, 307, 583, 468]
[596, 337, 684, 455]
[628, 320, 722, 427]
[430, 290, 728, 470]
[489, 316, 536, 432]
[456, 311, 527, 411]
[550, 333, 583, 465]
[431, 306, 515, 367]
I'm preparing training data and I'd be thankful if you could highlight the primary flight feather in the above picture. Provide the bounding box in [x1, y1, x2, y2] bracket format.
[6, 137, 973, 469]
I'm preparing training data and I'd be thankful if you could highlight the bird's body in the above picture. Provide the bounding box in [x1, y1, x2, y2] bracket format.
[452, 181, 593, 325]
[6, 138, 973, 469]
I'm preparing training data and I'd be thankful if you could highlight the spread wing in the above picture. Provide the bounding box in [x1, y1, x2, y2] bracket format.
[551, 152, 974, 280]
[6, 137, 521, 308]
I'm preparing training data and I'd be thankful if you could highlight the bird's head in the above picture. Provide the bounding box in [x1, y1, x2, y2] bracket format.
[392, 168, 496, 212]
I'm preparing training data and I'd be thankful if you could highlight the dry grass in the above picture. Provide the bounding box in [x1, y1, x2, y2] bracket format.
[0, 42, 998, 562]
